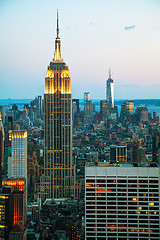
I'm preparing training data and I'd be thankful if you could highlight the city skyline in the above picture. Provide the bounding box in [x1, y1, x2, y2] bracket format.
[0, 4, 160, 236]
[1, 0, 160, 99]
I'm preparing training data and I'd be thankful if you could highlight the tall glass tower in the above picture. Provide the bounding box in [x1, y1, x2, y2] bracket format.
[106, 68, 114, 111]
[84, 92, 91, 116]
[42, 11, 74, 200]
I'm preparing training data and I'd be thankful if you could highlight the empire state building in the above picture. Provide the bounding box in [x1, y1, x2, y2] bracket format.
[41, 12, 74, 200]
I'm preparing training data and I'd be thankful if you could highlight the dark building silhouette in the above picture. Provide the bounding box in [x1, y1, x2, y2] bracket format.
[0, 113, 4, 182]
[152, 131, 160, 165]
[0, 186, 14, 239]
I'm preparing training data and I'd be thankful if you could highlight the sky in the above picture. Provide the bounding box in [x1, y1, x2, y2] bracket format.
[0, 0, 160, 100]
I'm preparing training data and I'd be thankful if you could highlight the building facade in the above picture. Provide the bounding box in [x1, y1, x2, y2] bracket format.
[85, 162, 160, 240]
[0, 113, 4, 181]
[135, 107, 148, 123]
[8, 131, 27, 181]
[2, 179, 26, 227]
[0, 187, 14, 240]
[152, 131, 160, 165]
[0, 106, 5, 125]
[100, 100, 108, 118]
[110, 145, 127, 163]
[42, 12, 74, 200]
[9, 225, 27, 240]
[121, 100, 134, 115]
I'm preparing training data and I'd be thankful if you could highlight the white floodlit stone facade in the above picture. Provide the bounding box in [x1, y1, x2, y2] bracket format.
[85, 163, 160, 240]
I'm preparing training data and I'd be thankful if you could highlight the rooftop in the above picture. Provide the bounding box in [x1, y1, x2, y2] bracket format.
[86, 162, 158, 168]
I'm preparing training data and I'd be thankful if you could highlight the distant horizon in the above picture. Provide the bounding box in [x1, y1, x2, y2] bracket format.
[1, 98, 160, 101]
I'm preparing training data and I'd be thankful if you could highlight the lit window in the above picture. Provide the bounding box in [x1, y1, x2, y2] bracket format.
[149, 203, 154, 206]
[132, 198, 137, 201]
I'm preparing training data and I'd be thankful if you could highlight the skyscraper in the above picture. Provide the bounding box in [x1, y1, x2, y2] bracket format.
[0, 113, 4, 182]
[4, 116, 13, 179]
[106, 69, 114, 111]
[7, 130, 27, 226]
[42, 11, 74, 200]
[0, 106, 5, 125]
[8, 131, 27, 181]
[100, 100, 108, 118]
[2, 179, 26, 227]
[0, 186, 14, 239]
[152, 131, 160, 165]
[121, 100, 134, 115]
[84, 92, 92, 116]
[135, 107, 149, 123]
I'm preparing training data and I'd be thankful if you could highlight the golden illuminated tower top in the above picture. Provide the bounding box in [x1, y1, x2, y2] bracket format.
[53, 10, 63, 62]
[45, 11, 71, 95]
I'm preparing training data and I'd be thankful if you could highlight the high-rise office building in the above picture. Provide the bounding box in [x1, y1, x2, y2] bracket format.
[31, 202, 41, 223]
[2, 179, 26, 227]
[6, 131, 27, 227]
[42, 11, 74, 200]
[110, 145, 127, 163]
[7, 116, 13, 131]
[0, 113, 4, 181]
[4, 117, 13, 179]
[72, 99, 80, 121]
[84, 92, 92, 116]
[106, 69, 114, 111]
[121, 100, 134, 115]
[85, 162, 160, 240]
[0, 186, 14, 240]
[38, 96, 43, 115]
[135, 107, 148, 123]
[152, 131, 160, 165]
[0, 106, 5, 125]
[100, 100, 108, 118]
[120, 100, 134, 123]
[8, 131, 27, 181]
[72, 99, 79, 113]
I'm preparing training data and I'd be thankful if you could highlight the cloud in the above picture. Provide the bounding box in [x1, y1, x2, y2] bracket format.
[89, 22, 95, 26]
[125, 25, 136, 30]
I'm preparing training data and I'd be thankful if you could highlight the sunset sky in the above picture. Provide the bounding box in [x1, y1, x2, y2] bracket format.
[0, 0, 160, 99]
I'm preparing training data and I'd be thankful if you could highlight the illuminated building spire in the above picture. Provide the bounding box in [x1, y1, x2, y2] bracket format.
[109, 67, 112, 78]
[57, 9, 59, 38]
[53, 10, 62, 62]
